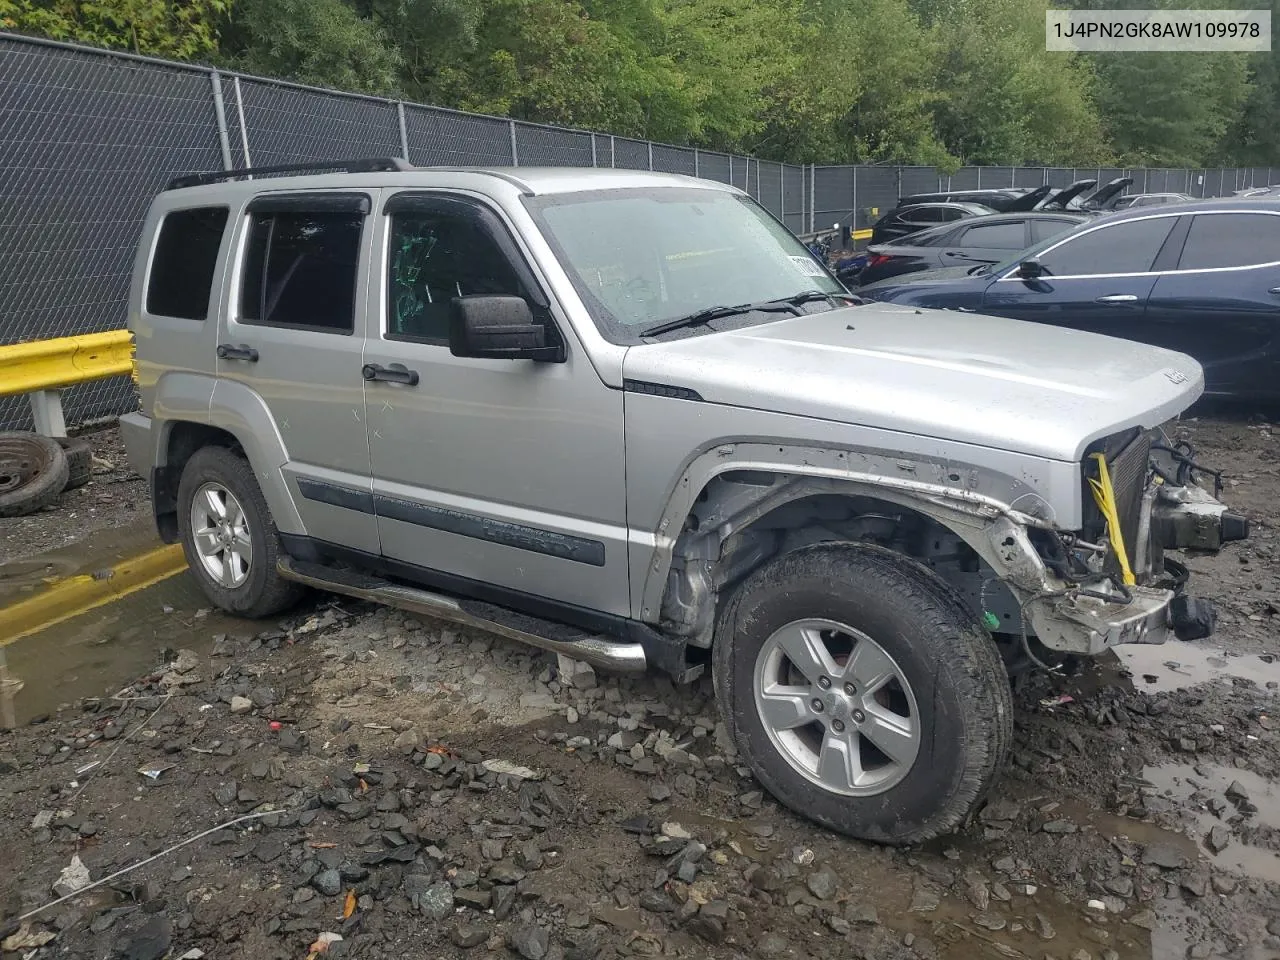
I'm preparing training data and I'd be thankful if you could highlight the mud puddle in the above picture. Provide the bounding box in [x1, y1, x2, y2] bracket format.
[1144, 761, 1280, 885]
[1, 572, 256, 726]
[0, 524, 164, 606]
[1114, 640, 1280, 693]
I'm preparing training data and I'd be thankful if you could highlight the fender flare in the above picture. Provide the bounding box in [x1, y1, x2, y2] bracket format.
[637, 441, 1054, 625]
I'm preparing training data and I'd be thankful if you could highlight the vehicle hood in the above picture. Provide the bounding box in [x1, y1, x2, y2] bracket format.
[1077, 176, 1135, 210]
[1001, 185, 1053, 211]
[1041, 179, 1097, 210]
[622, 305, 1203, 462]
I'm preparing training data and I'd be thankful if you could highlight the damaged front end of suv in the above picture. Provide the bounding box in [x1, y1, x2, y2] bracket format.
[996, 426, 1247, 661]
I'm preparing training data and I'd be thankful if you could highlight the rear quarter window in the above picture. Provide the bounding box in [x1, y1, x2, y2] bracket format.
[146, 207, 229, 319]
[1178, 212, 1280, 269]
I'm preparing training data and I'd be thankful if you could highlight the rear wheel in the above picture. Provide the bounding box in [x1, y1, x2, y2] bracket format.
[176, 446, 304, 618]
[713, 542, 1012, 844]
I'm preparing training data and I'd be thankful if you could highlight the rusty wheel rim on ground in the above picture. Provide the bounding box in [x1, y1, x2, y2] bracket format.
[0, 434, 59, 497]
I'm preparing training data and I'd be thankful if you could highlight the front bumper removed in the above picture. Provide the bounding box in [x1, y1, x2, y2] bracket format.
[1010, 470, 1244, 656]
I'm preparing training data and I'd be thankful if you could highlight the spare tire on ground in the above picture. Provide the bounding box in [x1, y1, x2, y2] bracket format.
[0, 432, 70, 518]
[54, 436, 93, 490]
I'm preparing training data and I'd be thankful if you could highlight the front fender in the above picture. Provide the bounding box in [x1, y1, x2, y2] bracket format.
[632, 440, 1057, 625]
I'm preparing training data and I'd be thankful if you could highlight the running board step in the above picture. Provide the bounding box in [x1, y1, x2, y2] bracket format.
[276, 557, 647, 674]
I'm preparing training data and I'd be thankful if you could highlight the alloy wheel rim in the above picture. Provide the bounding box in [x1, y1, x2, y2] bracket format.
[190, 482, 252, 588]
[752, 617, 920, 796]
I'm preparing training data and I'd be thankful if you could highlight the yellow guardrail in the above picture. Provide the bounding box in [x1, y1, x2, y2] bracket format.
[0, 330, 134, 398]
[852, 228, 872, 241]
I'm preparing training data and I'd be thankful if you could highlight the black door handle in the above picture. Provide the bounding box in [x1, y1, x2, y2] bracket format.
[362, 362, 419, 386]
[217, 343, 259, 362]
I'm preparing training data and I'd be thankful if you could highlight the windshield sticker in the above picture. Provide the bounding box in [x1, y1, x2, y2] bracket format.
[790, 255, 826, 278]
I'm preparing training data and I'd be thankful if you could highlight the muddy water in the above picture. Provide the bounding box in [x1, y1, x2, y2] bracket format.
[1144, 761, 1280, 885]
[1115, 640, 1280, 693]
[0, 527, 258, 725]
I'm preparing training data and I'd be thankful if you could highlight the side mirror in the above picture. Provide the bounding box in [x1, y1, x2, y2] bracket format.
[448, 296, 564, 362]
[1016, 258, 1044, 280]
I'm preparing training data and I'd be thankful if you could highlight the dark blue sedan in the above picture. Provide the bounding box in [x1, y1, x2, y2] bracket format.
[858, 199, 1280, 400]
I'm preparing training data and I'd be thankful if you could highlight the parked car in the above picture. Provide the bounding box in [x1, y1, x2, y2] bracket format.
[858, 197, 1280, 400]
[1110, 192, 1194, 210]
[849, 211, 1088, 287]
[869, 201, 994, 244]
[125, 160, 1244, 844]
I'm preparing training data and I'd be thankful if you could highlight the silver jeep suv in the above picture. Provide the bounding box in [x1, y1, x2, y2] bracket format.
[122, 159, 1246, 844]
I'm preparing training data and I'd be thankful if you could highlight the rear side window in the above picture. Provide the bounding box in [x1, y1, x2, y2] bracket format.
[956, 222, 1025, 248]
[146, 207, 229, 319]
[904, 208, 944, 224]
[941, 208, 968, 221]
[1178, 212, 1280, 270]
[1037, 217, 1177, 276]
[240, 211, 362, 333]
[1030, 218, 1079, 243]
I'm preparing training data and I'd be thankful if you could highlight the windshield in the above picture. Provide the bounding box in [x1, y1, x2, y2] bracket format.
[523, 187, 845, 340]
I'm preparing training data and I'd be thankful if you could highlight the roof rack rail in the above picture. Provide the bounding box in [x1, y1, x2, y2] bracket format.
[166, 157, 414, 191]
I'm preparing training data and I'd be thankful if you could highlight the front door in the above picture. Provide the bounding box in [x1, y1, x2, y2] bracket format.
[216, 192, 379, 554]
[361, 192, 631, 616]
[980, 214, 1181, 339]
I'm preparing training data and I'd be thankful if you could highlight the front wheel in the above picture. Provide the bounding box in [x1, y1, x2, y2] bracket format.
[713, 543, 1012, 844]
[176, 445, 305, 618]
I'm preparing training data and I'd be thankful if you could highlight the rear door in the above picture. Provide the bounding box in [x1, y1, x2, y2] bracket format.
[216, 191, 379, 553]
[1146, 210, 1280, 397]
[980, 214, 1181, 338]
[938, 219, 1028, 267]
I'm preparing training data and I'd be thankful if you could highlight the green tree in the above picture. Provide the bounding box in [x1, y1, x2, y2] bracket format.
[217, 0, 400, 93]
[0, 0, 225, 58]
[1092, 51, 1249, 165]
[928, 0, 1108, 165]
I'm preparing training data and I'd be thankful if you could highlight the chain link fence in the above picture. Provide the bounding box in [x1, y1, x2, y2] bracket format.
[2, 32, 1276, 428]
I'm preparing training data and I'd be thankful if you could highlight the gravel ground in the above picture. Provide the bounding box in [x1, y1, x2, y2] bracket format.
[0, 414, 1277, 960]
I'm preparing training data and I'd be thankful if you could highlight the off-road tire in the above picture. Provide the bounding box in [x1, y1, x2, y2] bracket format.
[0, 432, 70, 518]
[55, 436, 93, 490]
[176, 445, 305, 618]
[713, 542, 1013, 845]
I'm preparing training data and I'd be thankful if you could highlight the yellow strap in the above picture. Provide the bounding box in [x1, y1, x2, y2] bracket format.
[1088, 453, 1135, 586]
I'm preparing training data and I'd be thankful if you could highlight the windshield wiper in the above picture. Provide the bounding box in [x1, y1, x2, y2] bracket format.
[638, 290, 855, 338]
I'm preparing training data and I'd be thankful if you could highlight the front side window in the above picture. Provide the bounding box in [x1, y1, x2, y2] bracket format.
[524, 188, 843, 337]
[240, 211, 362, 333]
[387, 212, 525, 342]
[146, 206, 229, 319]
[1035, 216, 1177, 276]
[1178, 212, 1280, 270]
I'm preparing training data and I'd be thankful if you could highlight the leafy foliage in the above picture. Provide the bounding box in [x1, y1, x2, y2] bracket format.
[1, 0, 225, 58]
[2, 0, 1274, 167]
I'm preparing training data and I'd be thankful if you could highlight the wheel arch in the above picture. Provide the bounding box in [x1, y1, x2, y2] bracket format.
[641, 444, 1054, 648]
[152, 378, 303, 542]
